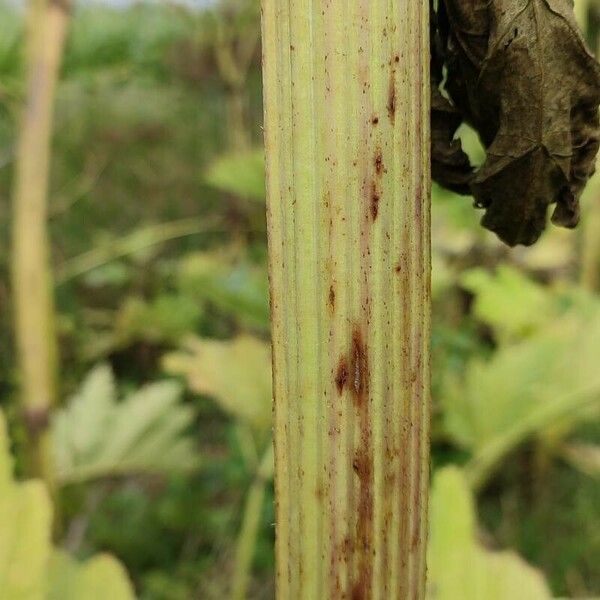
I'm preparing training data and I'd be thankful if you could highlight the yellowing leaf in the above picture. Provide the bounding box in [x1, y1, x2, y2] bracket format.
[164, 335, 272, 432]
[427, 467, 552, 600]
[0, 411, 135, 600]
[0, 415, 52, 600]
[0, 482, 51, 600]
[47, 551, 135, 600]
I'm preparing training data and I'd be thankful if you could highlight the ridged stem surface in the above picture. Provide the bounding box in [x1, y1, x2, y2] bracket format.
[262, 2, 431, 598]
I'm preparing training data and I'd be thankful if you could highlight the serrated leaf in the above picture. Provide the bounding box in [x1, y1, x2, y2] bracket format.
[443, 312, 600, 487]
[427, 467, 552, 600]
[96, 381, 182, 463]
[163, 335, 272, 432]
[62, 365, 115, 460]
[52, 366, 199, 484]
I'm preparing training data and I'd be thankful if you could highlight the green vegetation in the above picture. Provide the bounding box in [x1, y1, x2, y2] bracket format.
[0, 1, 598, 598]
[0, 411, 135, 598]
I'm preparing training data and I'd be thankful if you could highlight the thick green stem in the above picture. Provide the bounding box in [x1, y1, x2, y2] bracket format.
[262, 2, 431, 598]
[11, 0, 70, 483]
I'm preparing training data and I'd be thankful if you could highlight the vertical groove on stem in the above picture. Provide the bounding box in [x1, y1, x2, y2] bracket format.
[262, 1, 431, 597]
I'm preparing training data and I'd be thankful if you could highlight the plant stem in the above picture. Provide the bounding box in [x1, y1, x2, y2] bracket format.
[262, 2, 431, 598]
[230, 444, 274, 600]
[465, 384, 600, 491]
[11, 0, 71, 484]
[55, 217, 221, 285]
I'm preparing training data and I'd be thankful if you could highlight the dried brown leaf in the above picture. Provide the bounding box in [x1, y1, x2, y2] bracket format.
[431, 4, 475, 194]
[432, 0, 600, 247]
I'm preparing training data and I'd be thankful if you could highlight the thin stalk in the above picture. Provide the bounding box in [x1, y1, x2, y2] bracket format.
[11, 0, 71, 483]
[262, 2, 431, 598]
[229, 444, 274, 600]
[55, 217, 221, 285]
[465, 384, 600, 491]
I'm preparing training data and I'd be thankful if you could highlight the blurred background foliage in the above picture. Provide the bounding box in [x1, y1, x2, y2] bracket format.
[0, 0, 599, 598]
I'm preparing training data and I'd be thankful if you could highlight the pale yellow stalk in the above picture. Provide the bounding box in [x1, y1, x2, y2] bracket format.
[262, 2, 431, 598]
[12, 0, 71, 482]
[230, 445, 274, 600]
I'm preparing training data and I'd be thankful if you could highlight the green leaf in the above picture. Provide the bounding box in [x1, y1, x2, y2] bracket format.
[114, 294, 203, 345]
[0, 411, 135, 599]
[461, 266, 559, 342]
[204, 148, 265, 202]
[443, 313, 600, 488]
[52, 365, 199, 484]
[427, 467, 552, 600]
[0, 481, 51, 600]
[177, 251, 269, 331]
[47, 551, 135, 600]
[163, 335, 272, 433]
[0, 414, 52, 600]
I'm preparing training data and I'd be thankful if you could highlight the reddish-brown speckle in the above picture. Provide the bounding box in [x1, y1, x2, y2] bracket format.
[371, 183, 380, 221]
[348, 326, 373, 597]
[335, 359, 349, 395]
[24, 408, 50, 435]
[374, 150, 384, 177]
[388, 70, 397, 122]
[350, 329, 368, 401]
